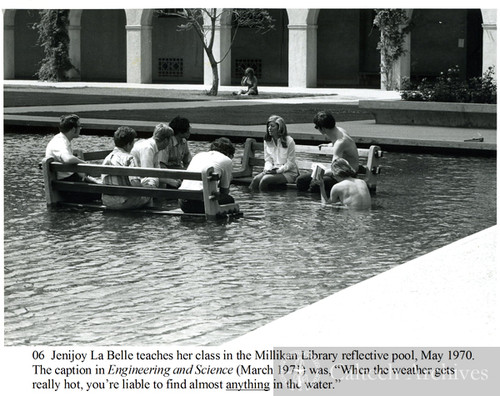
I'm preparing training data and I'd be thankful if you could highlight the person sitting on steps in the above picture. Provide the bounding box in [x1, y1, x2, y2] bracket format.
[233, 67, 258, 96]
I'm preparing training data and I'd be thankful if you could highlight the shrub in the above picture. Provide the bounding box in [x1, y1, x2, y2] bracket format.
[469, 67, 497, 104]
[400, 66, 496, 104]
[34, 10, 76, 81]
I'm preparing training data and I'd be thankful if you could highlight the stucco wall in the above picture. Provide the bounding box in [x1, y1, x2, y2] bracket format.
[80, 10, 127, 82]
[317, 9, 360, 87]
[151, 15, 203, 83]
[411, 9, 472, 79]
[14, 10, 44, 79]
[231, 9, 289, 86]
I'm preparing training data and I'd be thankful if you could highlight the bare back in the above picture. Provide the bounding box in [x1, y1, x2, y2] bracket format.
[331, 127, 359, 171]
[330, 178, 371, 210]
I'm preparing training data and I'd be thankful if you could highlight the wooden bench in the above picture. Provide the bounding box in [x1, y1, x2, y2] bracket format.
[41, 154, 241, 220]
[232, 138, 383, 192]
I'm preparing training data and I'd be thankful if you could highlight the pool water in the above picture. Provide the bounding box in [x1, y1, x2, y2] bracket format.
[3, 133, 497, 345]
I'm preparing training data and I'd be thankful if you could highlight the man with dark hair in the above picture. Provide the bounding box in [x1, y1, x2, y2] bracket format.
[296, 110, 359, 194]
[45, 114, 100, 202]
[158, 116, 193, 188]
[101, 126, 151, 210]
[45, 114, 86, 179]
[178, 137, 236, 214]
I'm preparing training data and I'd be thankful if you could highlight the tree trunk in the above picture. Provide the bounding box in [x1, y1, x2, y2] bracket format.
[205, 49, 219, 95]
[208, 61, 219, 96]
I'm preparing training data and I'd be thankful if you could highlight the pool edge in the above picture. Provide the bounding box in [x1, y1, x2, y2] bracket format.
[226, 225, 498, 347]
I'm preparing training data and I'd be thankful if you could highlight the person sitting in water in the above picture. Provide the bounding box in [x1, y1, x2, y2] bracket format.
[233, 67, 258, 96]
[130, 123, 173, 188]
[158, 116, 193, 189]
[178, 137, 236, 214]
[297, 110, 359, 195]
[101, 126, 152, 210]
[317, 158, 371, 210]
[249, 115, 299, 191]
[44, 113, 100, 203]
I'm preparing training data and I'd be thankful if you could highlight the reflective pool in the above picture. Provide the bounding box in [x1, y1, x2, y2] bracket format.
[3, 133, 496, 345]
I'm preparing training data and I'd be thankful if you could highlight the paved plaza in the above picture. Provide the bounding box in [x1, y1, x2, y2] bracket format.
[3, 81, 496, 153]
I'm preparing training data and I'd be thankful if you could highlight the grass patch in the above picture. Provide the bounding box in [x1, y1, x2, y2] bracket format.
[21, 103, 373, 125]
[3, 91, 194, 107]
[4, 88, 338, 107]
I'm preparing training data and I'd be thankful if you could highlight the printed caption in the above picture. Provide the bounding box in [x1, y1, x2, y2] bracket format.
[26, 347, 498, 394]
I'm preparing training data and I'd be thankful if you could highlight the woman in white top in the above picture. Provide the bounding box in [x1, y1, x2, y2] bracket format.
[249, 115, 299, 191]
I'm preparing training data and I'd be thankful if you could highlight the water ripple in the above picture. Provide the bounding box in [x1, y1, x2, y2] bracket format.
[3, 134, 496, 345]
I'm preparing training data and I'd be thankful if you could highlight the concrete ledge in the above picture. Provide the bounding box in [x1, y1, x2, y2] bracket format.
[5, 115, 495, 154]
[359, 100, 497, 129]
[228, 226, 497, 347]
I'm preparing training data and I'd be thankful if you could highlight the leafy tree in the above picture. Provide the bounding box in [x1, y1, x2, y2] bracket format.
[373, 9, 411, 90]
[155, 8, 274, 95]
[34, 10, 76, 81]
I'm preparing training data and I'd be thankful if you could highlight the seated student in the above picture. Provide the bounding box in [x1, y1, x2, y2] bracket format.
[233, 67, 258, 96]
[178, 137, 236, 214]
[131, 123, 173, 188]
[158, 116, 193, 189]
[45, 113, 100, 203]
[249, 115, 299, 191]
[317, 158, 371, 210]
[101, 126, 152, 210]
[297, 110, 359, 195]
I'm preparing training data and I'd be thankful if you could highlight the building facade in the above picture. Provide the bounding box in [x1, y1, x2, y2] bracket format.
[3, 8, 497, 88]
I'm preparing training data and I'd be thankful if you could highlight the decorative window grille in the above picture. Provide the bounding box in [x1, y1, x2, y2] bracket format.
[158, 58, 183, 77]
[234, 59, 262, 79]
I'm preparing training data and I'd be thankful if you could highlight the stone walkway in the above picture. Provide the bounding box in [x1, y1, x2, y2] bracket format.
[3, 81, 496, 153]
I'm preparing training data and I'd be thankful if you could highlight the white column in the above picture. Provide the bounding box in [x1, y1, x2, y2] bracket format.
[126, 24, 152, 84]
[384, 30, 411, 90]
[203, 21, 232, 86]
[218, 23, 232, 85]
[482, 23, 497, 73]
[67, 25, 81, 80]
[288, 24, 317, 88]
[4, 24, 15, 79]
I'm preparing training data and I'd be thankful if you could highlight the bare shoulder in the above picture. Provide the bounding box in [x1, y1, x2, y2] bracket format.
[332, 180, 349, 191]
[354, 178, 369, 189]
[337, 126, 348, 134]
[332, 137, 354, 155]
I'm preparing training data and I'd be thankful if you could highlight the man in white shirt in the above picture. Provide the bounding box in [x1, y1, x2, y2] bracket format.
[45, 114, 99, 202]
[45, 114, 86, 179]
[130, 123, 173, 188]
[179, 137, 235, 214]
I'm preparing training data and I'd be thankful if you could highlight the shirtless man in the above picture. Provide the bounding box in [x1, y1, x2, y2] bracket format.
[296, 111, 359, 194]
[318, 158, 371, 210]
